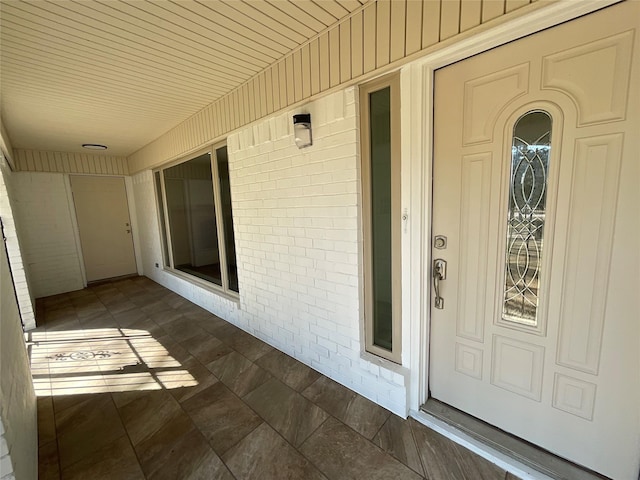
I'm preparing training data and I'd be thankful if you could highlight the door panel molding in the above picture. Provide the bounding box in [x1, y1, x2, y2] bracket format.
[406, 0, 625, 419]
[403, 4, 637, 478]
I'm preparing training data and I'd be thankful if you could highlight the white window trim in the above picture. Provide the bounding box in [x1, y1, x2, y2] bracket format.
[153, 142, 239, 300]
[359, 72, 402, 364]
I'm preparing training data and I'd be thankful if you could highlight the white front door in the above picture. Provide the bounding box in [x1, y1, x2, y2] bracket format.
[70, 175, 137, 282]
[429, 2, 639, 478]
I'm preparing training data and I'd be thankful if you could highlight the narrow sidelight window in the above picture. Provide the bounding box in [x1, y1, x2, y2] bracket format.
[154, 171, 170, 267]
[154, 143, 239, 296]
[213, 145, 239, 293]
[360, 73, 401, 363]
[502, 111, 552, 326]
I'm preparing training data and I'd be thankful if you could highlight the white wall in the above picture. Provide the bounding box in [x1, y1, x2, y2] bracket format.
[0, 230, 37, 480]
[133, 87, 409, 415]
[0, 157, 36, 331]
[10, 173, 85, 298]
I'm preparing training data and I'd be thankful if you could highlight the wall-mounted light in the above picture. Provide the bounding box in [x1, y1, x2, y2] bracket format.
[82, 143, 108, 150]
[293, 114, 312, 149]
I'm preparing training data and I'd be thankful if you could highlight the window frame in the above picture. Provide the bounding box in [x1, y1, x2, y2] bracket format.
[359, 72, 402, 363]
[153, 141, 239, 299]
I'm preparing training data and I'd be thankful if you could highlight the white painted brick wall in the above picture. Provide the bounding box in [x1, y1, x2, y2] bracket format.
[10, 173, 84, 298]
[0, 421, 13, 480]
[0, 155, 36, 330]
[133, 87, 408, 415]
[0, 237, 37, 480]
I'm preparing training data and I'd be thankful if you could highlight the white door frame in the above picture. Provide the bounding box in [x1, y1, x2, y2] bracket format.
[401, 0, 625, 476]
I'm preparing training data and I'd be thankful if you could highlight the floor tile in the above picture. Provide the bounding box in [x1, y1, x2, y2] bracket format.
[244, 377, 329, 447]
[54, 394, 127, 470]
[147, 308, 182, 326]
[409, 418, 506, 480]
[76, 312, 119, 330]
[183, 331, 233, 365]
[140, 299, 170, 315]
[193, 314, 229, 334]
[255, 349, 321, 392]
[112, 308, 150, 327]
[182, 382, 263, 455]
[213, 323, 273, 361]
[303, 376, 390, 439]
[373, 414, 425, 476]
[75, 303, 108, 321]
[171, 447, 235, 480]
[60, 434, 144, 480]
[134, 413, 230, 480]
[103, 298, 137, 315]
[115, 389, 184, 445]
[162, 316, 207, 343]
[38, 440, 60, 480]
[223, 422, 328, 480]
[206, 350, 272, 397]
[37, 396, 57, 447]
[299, 417, 423, 480]
[169, 356, 220, 404]
[45, 317, 83, 333]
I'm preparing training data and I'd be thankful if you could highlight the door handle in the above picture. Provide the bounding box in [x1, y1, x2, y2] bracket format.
[433, 258, 447, 309]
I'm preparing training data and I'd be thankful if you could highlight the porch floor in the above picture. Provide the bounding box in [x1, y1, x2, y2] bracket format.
[30, 276, 516, 480]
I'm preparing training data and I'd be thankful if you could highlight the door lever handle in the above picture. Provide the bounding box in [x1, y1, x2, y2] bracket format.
[433, 259, 447, 309]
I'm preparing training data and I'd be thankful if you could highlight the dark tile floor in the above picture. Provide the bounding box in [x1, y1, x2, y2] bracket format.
[28, 276, 516, 480]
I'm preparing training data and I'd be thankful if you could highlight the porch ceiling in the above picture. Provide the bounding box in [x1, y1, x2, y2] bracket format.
[0, 0, 367, 157]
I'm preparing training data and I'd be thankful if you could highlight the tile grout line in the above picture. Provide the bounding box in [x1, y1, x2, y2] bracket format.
[39, 311, 64, 480]
[108, 389, 148, 479]
[408, 417, 430, 480]
[292, 416, 333, 479]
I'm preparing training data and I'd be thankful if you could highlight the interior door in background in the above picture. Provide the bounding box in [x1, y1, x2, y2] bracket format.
[70, 175, 137, 282]
[429, 2, 639, 478]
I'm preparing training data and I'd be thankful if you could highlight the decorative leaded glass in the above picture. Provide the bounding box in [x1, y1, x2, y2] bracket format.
[502, 111, 551, 326]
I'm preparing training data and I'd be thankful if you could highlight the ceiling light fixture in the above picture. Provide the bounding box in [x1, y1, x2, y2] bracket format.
[82, 143, 108, 150]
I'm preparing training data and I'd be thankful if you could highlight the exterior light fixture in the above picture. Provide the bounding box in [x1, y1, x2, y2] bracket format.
[82, 143, 108, 150]
[293, 114, 312, 148]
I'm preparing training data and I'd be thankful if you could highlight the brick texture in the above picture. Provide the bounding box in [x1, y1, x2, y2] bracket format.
[0, 154, 36, 330]
[132, 87, 407, 415]
[0, 234, 37, 480]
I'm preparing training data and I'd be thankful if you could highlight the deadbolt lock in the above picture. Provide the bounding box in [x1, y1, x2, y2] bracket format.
[434, 235, 447, 249]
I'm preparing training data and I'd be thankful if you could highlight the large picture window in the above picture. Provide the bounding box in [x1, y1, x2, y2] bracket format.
[360, 73, 401, 363]
[154, 144, 239, 295]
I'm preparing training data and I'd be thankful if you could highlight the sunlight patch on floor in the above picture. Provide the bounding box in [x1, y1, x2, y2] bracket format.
[27, 328, 197, 396]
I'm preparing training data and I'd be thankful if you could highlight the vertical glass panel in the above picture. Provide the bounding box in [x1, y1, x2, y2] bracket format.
[369, 87, 393, 350]
[154, 171, 170, 267]
[503, 111, 552, 326]
[163, 153, 222, 286]
[216, 146, 239, 293]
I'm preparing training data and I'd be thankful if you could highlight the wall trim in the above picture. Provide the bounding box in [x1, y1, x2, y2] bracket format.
[128, 0, 568, 174]
[14, 149, 129, 175]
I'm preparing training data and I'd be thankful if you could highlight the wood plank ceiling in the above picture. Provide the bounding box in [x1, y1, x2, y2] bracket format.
[0, 0, 368, 156]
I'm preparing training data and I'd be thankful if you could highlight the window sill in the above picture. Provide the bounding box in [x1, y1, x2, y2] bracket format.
[162, 267, 240, 306]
